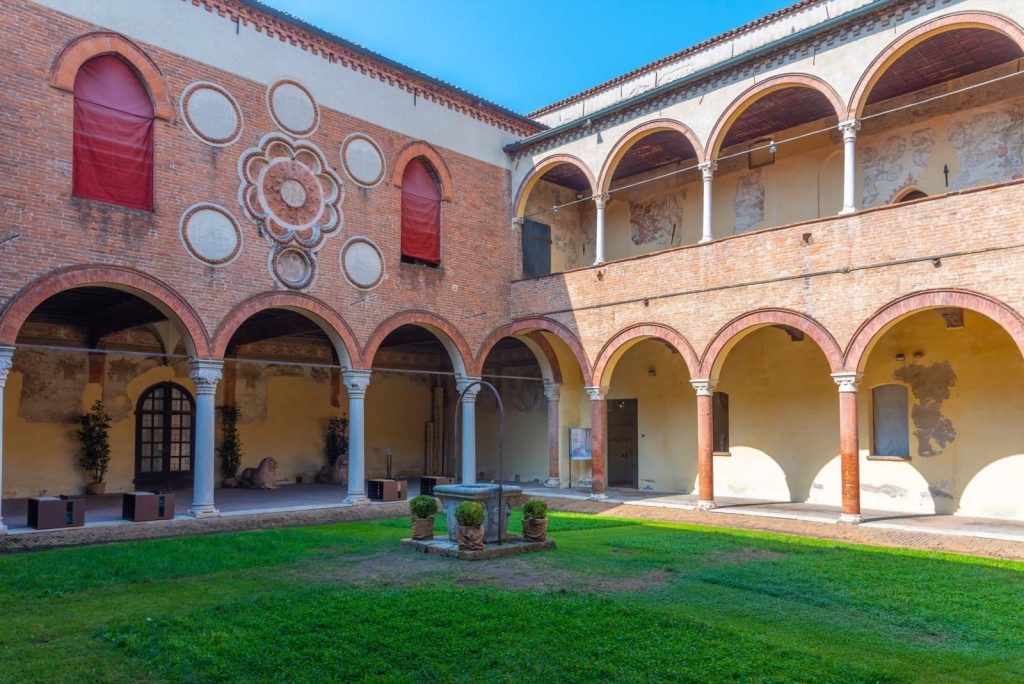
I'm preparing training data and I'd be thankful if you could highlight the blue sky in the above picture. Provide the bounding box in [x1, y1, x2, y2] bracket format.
[260, 0, 793, 114]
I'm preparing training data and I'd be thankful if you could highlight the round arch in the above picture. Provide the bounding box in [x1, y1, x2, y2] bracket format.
[844, 289, 1024, 372]
[512, 154, 597, 219]
[389, 140, 455, 201]
[475, 317, 592, 384]
[211, 292, 360, 367]
[0, 265, 210, 357]
[363, 310, 473, 376]
[597, 119, 705, 193]
[50, 31, 175, 121]
[699, 308, 844, 378]
[705, 74, 846, 161]
[592, 323, 699, 386]
[848, 11, 1024, 119]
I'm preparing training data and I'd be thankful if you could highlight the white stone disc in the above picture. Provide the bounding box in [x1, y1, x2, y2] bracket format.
[273, 247, 315, 289]
[180, 204, 242, 266]
[341, 134, 386, 187]
[180, 82, 242, 146]
[268, 80, 319, 137]
[341, 237, 385, 289]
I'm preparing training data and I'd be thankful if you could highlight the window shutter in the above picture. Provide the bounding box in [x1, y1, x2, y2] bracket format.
[400, 158, 442, 263]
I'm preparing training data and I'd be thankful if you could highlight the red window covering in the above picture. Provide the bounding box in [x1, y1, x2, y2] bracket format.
[400, 158, 442, 264]
[73, 55, 155, 211]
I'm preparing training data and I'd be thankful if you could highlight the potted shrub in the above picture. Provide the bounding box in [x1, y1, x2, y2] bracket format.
[454, 500, 485, 551]
[219, 403, 243, 486]
[521, 499, 549, 542]
[409, 495, 438, 540]
[78, 400, 111, 495]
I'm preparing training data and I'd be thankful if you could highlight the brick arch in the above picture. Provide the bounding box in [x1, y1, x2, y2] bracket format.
[598, 119, 705, 193]
[211, 292, 360, 367]
[700, 308, 843, 378]
[845, 289, 1024, 373]
[848, 11, 1024, 119]
[50, 31, 174, 121]
[0, 265, 210, 357]
[593, 323, 699, 386]
[705, 74, 846, 161]
[363, 310, 472, 376]
[475, 317, 592, 384]
[512, 154, 597, 219]
[389, 141, 454, 202]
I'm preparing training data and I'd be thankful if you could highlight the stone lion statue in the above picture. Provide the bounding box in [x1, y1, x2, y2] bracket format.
[315, 457, 349, 486]
[235, 457, 279, 489]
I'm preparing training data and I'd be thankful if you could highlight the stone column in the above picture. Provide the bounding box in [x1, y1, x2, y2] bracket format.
[585, 386, 609, 498]
[456, 377, 482, 484]
[593, 192, 608, 265]
[189, 359, 223, 518]
[839, 119, 860, 215]
[699, 161, 717, 243]
[543, 380, 561, 487]
[0, 346, 14, 533]
[343, 369, 372, 505]
[833, 372, 862, 523]
[691, 379, 717, 509]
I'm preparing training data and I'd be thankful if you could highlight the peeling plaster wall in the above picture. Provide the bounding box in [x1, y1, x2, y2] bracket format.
[525, 180, 591, 273]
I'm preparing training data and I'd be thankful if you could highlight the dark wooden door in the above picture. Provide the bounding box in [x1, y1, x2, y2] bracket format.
[135, 382, 195, 491]
[607, 398, 638, 488]
[521, 219, 551, 278]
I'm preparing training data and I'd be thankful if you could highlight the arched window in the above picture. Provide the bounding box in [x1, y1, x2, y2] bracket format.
[895, 189, 928, 203]
[73, 54, 155, 210]
[872, 384, 909, 458]
[400, 158, 442, 265]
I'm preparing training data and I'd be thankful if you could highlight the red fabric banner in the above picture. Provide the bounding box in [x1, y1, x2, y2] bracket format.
[72, 55, 154, 211]
[400, 159, 442, 263]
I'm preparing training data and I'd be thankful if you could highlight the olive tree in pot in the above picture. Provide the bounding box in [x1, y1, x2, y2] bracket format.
[78, 400, 112, 495]
[521, 499, 549, 542]
[454, 500, 485, 551]
[409, 495, 438, 540]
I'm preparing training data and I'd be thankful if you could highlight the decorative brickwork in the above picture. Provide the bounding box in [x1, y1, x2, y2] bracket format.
[389, 141, 455, 201]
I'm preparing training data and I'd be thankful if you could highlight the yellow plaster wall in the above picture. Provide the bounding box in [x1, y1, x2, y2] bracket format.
[525, 180, 590, 273]
[476, 379, 547, 483]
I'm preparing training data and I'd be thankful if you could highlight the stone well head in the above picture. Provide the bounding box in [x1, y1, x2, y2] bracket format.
[434, 483, 523, 543]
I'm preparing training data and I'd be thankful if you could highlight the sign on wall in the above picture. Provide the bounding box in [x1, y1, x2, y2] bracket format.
[569, 428, 592, 461]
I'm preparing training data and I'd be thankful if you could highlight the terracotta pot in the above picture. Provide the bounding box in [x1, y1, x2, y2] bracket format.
[522, 517, 548, 542]
[411, 516, 434, 540]
[457, 524, 485, 551]
[86, 481, 106, 496]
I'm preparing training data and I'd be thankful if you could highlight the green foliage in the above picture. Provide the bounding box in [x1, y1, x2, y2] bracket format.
[454, 500, 484, 527]
[409, 495, 438, 519]
[324, 415, 349, 465]
[219, 404, 243, 479]
[521, 499, 548, 520]
[77, 400, 111, 484]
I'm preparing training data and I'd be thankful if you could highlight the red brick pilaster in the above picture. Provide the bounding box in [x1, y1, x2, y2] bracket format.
[586, 386, 609, 497]
[692, 379, 716, 509]
[833, 372, 862, 523]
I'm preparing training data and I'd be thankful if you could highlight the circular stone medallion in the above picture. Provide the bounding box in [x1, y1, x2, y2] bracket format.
[272, 247, 315, 290]
[341, 237, 385, 289]
[180, 82, 242, 146]
[341, 134, 386, 187]
[267, 79, 319, 138]
[179, 203, 242, 266]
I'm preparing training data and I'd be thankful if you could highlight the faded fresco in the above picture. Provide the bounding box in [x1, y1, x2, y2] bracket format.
[12, 350, 86, 423]
[733, 169, 765, 233]
[893, 361, 957, 457]
[861, 128, 935, 207]
[947, 103, 1024, 190]
[628, 191, 684, 247]
[103, 355, 166, 421]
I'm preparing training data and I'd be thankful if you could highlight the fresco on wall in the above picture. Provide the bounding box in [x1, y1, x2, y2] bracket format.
[893, 361, 957, 457]
[13, 350, 86, 423]
[947, 104, 1024, 190]
[103, 356, 164, 421]
[553, 228, 589, 270]
[733, 170, 765, 234]
[628, 192, 684, 247]
[861, 128, 934, 207]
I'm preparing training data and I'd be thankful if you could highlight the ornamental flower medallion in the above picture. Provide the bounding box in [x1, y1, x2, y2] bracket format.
[238, 132, 344, 289]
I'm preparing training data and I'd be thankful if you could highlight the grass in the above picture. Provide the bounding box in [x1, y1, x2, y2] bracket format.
[0, 512, 1021, 683]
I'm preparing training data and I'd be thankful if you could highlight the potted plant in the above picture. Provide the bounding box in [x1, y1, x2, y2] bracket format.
[454, 500, 485, 551]
[78, 400, 111, 495]
[219, 403, 243, 485]
[521, 499, 549, 542]
[409, 495, 438, 540]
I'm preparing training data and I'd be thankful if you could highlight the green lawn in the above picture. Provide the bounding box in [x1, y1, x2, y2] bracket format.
[0, 513, 1022, 683]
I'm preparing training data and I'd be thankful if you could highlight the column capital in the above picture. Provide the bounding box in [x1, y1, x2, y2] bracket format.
[0, 345, 14, 388]
[698, 160, 717, 180]
[832, 371, 862, 393]
[584, 385, 610, 401]
[512, 216, 525, 228]
[456, 375, 483, 400]
[592, 191, 609, 209]
[343, 369, 372, 396]
[690, 378, 718, 396]
[189, 359, 223, 394]
[543, 380, 561, 401]
[838, 118, 861, 141]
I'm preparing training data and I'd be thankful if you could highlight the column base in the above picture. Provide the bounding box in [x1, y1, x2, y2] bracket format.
[344, 494, 371, 506]
[698, 236, 713, 244]
[0, 521, 7, 535]
[189, 506, 220, 519]
[544, 477, 561, 488]
[592, 259, 605, 266]
[697, 500, 716, 511]
[838, 206, 857, 215]
[587, 492, 608, 501]
[838, 513, 862, 525]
